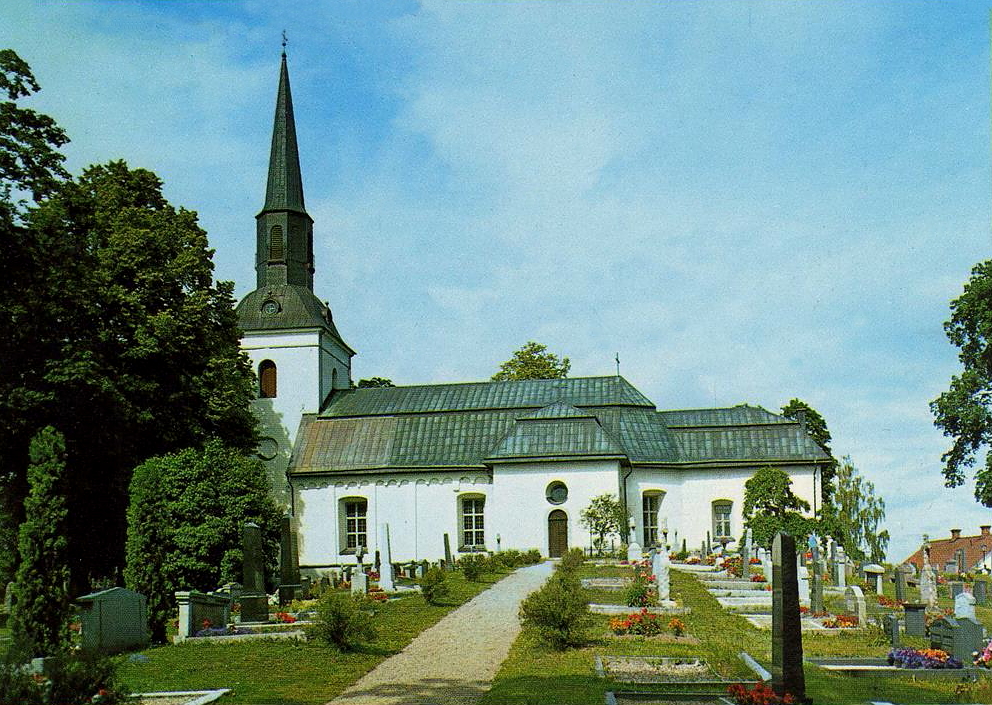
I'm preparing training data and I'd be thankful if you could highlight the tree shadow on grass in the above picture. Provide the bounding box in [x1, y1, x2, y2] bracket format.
[333, 676, 488, 705]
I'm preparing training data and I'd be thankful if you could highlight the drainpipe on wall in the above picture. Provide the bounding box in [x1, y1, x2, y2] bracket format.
[621, 464, 634, 543]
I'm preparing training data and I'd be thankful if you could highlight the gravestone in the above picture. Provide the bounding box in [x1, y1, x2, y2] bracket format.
[374, 550, 381, 576]
[954, 590, 977, 620]
[175, 590, 230, 641]
[351, 571, 368, 595]
[743, 527, 752, 563]
[920, 535, 938, 610]
[651, 547, 670, 601]
[420, 560, 429, 578]
[950, 581, 964, 599]
[797, 559, 810, 605]
[75, 587, 150, 652]
[882, 613, 899, 647]
[278, 515, 302, 605]
[762, 548, 773, 584]
[903, 603, 926, 637]
[844, 585, 867, 626]
[929, 615, 984, 662]
[627, 538, 642, 561]
[834, 548, 847, 588]
[827, 539, 837, 580]
[378, 524, 395, 591]
[893, 565, 907, 602]
[706, 531, 712, 555]
[240, 522, 268, 623]
[443, 533, 453, 568]
[863, 564, 884, 593]
[771, 533, 808, 704]
[300, 576, 312, 599]
[975, 579, 988, 606]
[810, 561, 824, 614]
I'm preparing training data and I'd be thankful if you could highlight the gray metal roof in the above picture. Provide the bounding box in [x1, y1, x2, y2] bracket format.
[236, 284, 352, 352]
[288, 379, 827, 475]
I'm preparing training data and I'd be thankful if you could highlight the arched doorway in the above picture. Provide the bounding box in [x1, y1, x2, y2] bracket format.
[548, 510, 568, 557]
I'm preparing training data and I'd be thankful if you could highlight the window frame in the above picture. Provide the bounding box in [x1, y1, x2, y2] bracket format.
[459, 495, 485, 551]
[259, 359, 277, 398]
[341, 498, 368, 554]
[642, 492, 662, 547]
[712, 500, 733, 540]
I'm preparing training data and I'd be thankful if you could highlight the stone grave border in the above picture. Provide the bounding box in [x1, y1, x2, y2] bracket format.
[176, 629, 306, 644]
[137, 689, 230, 705]
[604, 693, 735, 704]
[596, 652, 765, 688]
[805, 657, 991, 681]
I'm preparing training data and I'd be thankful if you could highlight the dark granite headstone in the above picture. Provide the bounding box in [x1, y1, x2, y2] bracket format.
[772, 533, 808, 704]
[950, 581, 964, 599]
[903, 603, 925, 637]
[974, 579, 988, 606]
[240, 522, 268, 622]
[278, 516, 302, 605]
[929, 615, 984, 662]
[374, 550, 381, 576]
[443, 533, 453, 568]
[706, 531, 712, 555]
[894, 566, 907, 603]
[882, 613, 899, 647]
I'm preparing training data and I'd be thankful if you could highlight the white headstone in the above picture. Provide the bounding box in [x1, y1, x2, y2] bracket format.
[797, 556, 810, 605]
[762, 548, 773, 583]
[835, 547, 847, 588]
[845, 585, 867, 626]
[627, 541, 642, 562]
[378, 524, 395, 592]
[955, 591, 977, 621]
[652, 548, 671, 601]
[351, 571, 368, 595]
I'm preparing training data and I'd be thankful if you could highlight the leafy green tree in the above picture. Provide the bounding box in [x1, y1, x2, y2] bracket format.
[1, 159, 258, 592]
[491, 341, 570, 381]
[357, 377, 395, 388]
[932, 260, 992, 505]
[742, 466, 814, 549]
[579, 493, 627, 552]
[781, 399, 837, 507]
[124, 441, 281, 643]
[10, 427, 71, 659]
[825, 457, 888, 563]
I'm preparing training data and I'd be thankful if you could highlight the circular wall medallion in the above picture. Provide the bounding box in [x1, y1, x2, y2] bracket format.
[546, 481, 568, 505]
[262, 300, 279, 315]
[257, 437, 279, 460]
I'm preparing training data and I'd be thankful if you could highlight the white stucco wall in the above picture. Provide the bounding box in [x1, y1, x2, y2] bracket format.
[489, 460, 622, 556]
[241, 328, 352, 508]
[625, 464, 819, 553]
[293, 471, 492, 565]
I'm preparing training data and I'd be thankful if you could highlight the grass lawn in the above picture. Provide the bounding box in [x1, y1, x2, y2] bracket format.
[482, 564, 992, 705]
[115, 569, 508, 705]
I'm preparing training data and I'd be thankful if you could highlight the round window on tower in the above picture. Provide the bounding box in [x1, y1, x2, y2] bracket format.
[262, 300, 280, 315]
[257, 437, 278, 460]
[546, 481, 568, 505]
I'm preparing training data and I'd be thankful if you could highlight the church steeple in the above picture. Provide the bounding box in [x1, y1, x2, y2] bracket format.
[256, 47, 314, 290]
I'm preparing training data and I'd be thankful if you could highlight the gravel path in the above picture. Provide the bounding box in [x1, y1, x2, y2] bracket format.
[327, 561, 554, 705]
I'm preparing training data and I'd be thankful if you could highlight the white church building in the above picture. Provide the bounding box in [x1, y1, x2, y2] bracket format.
[236, 52, 828, 572]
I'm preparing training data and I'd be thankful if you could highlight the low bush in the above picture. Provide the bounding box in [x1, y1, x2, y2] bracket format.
[0, 651, 128, 704]
[307, 592, 377, 651]
[494, 549, 523, 568]
[522, 549, 543, 565]
[459, 553, 489, 581]
[420, 566, 450, 605]
[558, 547, 586, 572]
[518, 570, 592, 649]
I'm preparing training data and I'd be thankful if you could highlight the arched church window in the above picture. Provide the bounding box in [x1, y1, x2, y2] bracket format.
[259, 360, 277, 398]
[269, 225, 284, 260]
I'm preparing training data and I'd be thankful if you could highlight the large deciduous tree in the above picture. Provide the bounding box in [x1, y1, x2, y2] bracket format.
[0, 51, 258, 591]
[780, 398, 837, 508]
[932, 260, 992, 506]
[492, 341, 570, 381]
[125, 441, 281, 642]
[742, 466, 814, 549]
[827, 457, 888, 563]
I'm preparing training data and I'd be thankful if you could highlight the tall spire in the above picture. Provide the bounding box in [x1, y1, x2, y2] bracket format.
[255, 45, 315, 290]
[262, 46, 306, 215]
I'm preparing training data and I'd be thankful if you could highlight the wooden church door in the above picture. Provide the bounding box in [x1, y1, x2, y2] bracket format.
[548, 510, 568, 557]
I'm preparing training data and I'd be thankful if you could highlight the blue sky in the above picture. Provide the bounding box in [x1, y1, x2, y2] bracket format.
[5, 1, 991, 561]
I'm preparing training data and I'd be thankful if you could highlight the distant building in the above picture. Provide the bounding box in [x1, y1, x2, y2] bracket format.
[902, 526, 992, 575]
[236, 51, 830, 572]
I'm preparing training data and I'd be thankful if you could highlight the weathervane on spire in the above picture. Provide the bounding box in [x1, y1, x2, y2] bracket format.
[281, 30, 288, 57]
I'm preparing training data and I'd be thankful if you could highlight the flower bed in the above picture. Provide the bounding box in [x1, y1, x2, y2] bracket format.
[887, 647, 963, 669]
[727, 682, 795, 704]
[820, 614, 858, 629]
[598, 655, 714, 683]
[975, 642, 992, 668]
[194, 625, 254, 637]
[609, 609, 686, 637]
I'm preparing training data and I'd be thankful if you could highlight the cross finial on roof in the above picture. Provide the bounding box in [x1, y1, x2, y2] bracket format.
[282, 30, 288, 57]
[615, 352, 620, 377]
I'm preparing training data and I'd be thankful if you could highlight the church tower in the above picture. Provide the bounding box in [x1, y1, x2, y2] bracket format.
[236, 48, 355, 505]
